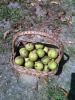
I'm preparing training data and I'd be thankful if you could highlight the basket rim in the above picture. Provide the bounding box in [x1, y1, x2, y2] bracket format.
[13, 31, 63, 46]
[11, 60, 58, 77]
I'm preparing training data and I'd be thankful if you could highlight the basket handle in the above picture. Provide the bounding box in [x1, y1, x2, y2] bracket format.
[13, 31, 55, 45]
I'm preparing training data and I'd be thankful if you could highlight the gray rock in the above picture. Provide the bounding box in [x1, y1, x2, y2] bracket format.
[18, 74, 38, 90]
[57, 59, 75, 92]
[8, 2, 21, 9]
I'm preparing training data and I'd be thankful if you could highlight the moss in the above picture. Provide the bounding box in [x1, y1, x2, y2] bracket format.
[0, 4, 23, 21]
[48, 84, 67, 100]
[9, 8, 23, 21]
[0, 44, 5, 53]
[64, 46, 75, 58]
[5, 36, 12, 45]
[0, 32, 3, 39]
[68, 47, 75, 56]
[0, 5, 10, 20]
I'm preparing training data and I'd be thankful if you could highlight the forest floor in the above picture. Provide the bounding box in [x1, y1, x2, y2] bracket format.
[0, 0, 75, 100]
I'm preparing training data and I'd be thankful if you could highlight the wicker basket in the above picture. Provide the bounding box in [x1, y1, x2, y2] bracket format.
[11, 31, 64, 77]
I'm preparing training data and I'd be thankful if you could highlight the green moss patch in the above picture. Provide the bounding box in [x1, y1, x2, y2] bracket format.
[0, 4, 23, 21]
[48, 84, 67, 100]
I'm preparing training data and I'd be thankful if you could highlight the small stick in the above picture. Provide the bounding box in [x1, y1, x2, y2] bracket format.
[3, 29, 19, 39]
[3, 30, 10, 39]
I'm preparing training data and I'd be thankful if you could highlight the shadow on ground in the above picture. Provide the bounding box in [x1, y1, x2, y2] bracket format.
[56, 52, 69, 75]
[68, 73, 75, 100]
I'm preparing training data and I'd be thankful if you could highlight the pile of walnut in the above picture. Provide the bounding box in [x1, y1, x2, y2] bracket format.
[15, 42, 58, 72]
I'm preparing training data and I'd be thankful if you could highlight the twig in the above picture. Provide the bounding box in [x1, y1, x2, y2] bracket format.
[3, 30, 10, 39]
[3, 29, 20, 39]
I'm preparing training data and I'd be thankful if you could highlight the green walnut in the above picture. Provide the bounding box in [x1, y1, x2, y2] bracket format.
[19, 47, 28, 57]
[32, 49, 37, 53]
[25, 43, 34, 51]
[36, 49, 45, 58]
[41, 56, 50, 65]
[25, 58, 29, 62]
[43, 65, 49, 72]
[25, 60, 34, 68]
[44, 46, 49, 53]
[29, 52, 38, 61]
[15, 56, 24, 66]
[48, 61, 57, 70]
[35, 61, 43, 71]
[48, 49, 58, 59]
[35, 44, 44, 49]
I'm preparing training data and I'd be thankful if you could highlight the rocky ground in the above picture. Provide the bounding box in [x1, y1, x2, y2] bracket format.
[0, 0, 75, 100]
